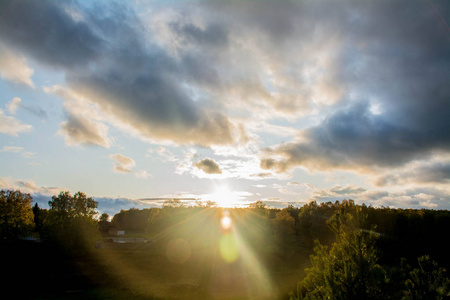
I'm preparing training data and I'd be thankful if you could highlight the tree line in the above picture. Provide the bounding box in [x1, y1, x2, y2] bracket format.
[1, 189, 449, 299]
[1, 189, 100, 251]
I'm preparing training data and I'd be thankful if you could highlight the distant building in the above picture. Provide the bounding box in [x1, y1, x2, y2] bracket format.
[104, 237, 150, 244]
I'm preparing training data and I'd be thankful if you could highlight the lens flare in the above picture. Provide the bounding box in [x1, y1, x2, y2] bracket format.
[219, 233, 239, 263]
[220, 211, 232, 230]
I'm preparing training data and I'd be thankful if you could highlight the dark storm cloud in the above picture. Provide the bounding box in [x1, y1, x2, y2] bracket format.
[0, 0, 233, 146]
[262, 99, 450, 172]
[0, 0, 102, 69]
[260, 0, 450, 172]
[172, 22, 228, 48]
[1, 0, 449, 159]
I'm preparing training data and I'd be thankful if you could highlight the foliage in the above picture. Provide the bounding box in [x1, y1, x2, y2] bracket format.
[44, 191, 100, 249]
[112, 207, 159, 232]
[290, 209, 387, 300]
[274, 209, 295, 230]
[32, 202, 47, 234]
[404, 255, 450, 300]
[248, 200, 266, 209]
[0, 190, 34, 240]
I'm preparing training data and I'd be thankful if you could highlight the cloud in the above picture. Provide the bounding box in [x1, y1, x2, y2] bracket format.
[368, 187, 450, 210]
[135, 170, 152, 179]
[0, 0, 234, 147]
[1, 146, 23, 153]
[0, 1, 102, 70]
[58, 113, 111, 148]
[0, 177, 65, 197]
[193, 158, 222, 174]
[0, 109, 33, 137]
[109, 153, 136, 173]
[329, 185, 367, 195]
[147, 147, 177, 163]
[6, 97, 21, 115]
[373, 157, 450, 187]
[1, 0, 449, 211]
[0, 146, 36, 159]
[45, 85, 111, 148]
[5, 96, 47, 120]
[237, 1, 447, 174]
[0, 43, 34, 87]
[261, 97, 450, 173]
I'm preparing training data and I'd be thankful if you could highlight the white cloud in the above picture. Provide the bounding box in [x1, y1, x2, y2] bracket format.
[109, 153, 136, 173]
[58, 114, 111, 148]
[44, 85, 111, 148]
[0, 43, 34, 88]
[0, 177, 65, 196]
[147, 146, 177, 162]
[0, 146, 35, 159]
[0, 108, 33, 137]
[1, 146, 23, 153]
[135, 170, 152, 179]
[6, 97, 21, 115]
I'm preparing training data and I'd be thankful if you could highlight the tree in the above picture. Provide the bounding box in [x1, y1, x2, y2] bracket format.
[46, 191, 99, 249]
[404, 255, 450, 300]
[32, 202, 48, 235]
[0, 190, 34, 240]
[248, 200, 266, 209]
[285, 205, 301, 235]
[274, 209, 295, 230]
[99, 213, 111, 234]
[291, 210, 387, 300]
[49, 191, 97, 222]
[273, 209, 296, 255]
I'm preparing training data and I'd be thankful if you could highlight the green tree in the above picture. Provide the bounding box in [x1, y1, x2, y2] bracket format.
[49, 191, 97, 222]
[273, 209, 296, 255]
[291, 210, 387, 300]
[0, 190, 34, 240]
[404, 255, 450, 300]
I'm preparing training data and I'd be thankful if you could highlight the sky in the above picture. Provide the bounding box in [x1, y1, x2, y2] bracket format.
[1, 0, 450, 215]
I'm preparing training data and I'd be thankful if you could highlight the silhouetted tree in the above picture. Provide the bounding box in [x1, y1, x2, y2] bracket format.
[45, 191, 99, 249]
[32, 202, 48, 236]
[99, 213, 111, 234]
[285, 205, 301, 235]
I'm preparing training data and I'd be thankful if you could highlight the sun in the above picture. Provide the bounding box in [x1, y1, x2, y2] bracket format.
[209, 185, 237, 207]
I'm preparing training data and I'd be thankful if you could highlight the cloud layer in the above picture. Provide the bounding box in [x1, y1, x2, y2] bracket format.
[1, 0, 449, 209]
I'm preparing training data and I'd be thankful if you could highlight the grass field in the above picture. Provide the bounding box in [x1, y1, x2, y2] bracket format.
[3, 233, 311, 300]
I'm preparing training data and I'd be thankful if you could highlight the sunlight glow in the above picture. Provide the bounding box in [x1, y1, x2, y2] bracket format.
[208, 185, 237, 207]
